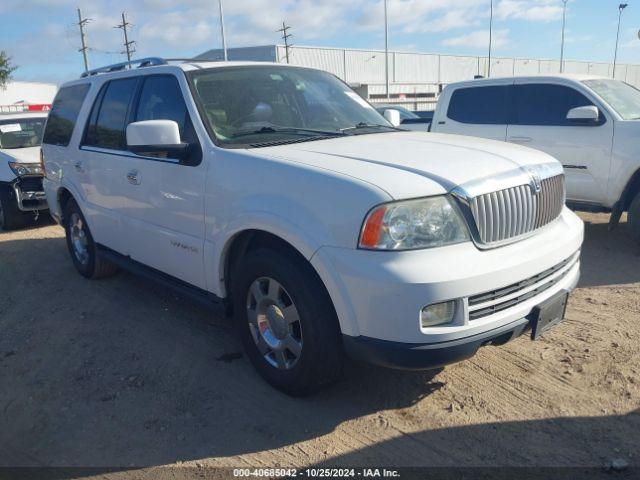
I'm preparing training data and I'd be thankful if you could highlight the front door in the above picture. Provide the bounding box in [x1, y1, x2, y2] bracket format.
[119, 74, 207, 289]
[507, 81, 614, 205]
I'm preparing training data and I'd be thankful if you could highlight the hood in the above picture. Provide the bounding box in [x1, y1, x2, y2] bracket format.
[0, 146, 41, 164]
[259, 132, 560, 199]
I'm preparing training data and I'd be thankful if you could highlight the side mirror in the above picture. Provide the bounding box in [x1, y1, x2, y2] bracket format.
[126, 120, 190, 161]
[383, 109, 401, 127]
[566, 105, 600, 124]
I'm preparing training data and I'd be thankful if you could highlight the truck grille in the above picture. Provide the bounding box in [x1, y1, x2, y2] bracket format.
[468, 174, 565, 245]
[468, 251, 579, 320]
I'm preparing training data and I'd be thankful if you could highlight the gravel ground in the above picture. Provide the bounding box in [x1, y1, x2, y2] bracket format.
[0, 212, 638, 475]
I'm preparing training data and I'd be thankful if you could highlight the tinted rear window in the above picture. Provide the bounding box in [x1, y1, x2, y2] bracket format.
[447, 85, 508, 124]
[84, 77, 138, 150]
[514, 84, 595, 126]
[42, 84, 90, 146]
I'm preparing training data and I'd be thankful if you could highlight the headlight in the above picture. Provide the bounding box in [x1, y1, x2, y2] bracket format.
[8, 162, 43, 177]
[359, 196, 470, 250]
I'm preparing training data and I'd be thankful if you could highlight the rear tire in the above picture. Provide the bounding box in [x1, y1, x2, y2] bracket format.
[63, 199, 119, 279]
[232, 247, 344, 396]
[628, 191, 640, 243]
[0, 185, 25, 231]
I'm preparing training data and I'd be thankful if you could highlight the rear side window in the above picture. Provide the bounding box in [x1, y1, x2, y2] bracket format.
[43, 84, 90, 146]
[514, 84, 595, 126]
[84, 77, 138, 150]
[447, 86, 508, 124]
[135, 75, 188, 135]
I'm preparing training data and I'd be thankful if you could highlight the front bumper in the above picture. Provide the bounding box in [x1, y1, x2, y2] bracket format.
[311, 207, 584, 348]
[11, 176, 48, 212]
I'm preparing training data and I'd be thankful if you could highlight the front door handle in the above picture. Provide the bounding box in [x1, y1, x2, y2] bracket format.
[508, 136, 532, 143]
[126, 169, 140, 185]
[74, 161, 84, 173]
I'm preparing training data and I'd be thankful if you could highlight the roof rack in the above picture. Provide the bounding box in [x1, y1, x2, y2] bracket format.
[80, 57, 168, 78]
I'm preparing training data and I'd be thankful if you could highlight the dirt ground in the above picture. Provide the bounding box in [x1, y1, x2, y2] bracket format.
[0, 212, 638, 474]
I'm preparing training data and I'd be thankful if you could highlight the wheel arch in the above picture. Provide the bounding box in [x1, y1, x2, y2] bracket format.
[620, 167, 640, 210]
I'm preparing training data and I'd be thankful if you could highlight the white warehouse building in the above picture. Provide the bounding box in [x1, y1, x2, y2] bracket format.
[196, 44, 640, 110]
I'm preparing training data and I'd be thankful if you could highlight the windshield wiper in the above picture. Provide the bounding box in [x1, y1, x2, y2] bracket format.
[231, 126, 346, 139]
[340, 122, 406, 133]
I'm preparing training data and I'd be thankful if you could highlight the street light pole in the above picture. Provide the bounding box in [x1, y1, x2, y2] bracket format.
[488, 0, 493, 77]
[218, 0, 228, 61]
[613, 3, 628, 78]
[560, 0, 568, 73]
[384, 0, 389, 99]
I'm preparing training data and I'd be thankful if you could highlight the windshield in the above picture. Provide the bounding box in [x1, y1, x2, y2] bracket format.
[583, 79, 640, 120]
[188, 66, 395, 147]
[0, 117, 46, 149]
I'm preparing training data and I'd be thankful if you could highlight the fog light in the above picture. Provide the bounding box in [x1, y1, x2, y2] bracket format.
[421, 301, 456, 327]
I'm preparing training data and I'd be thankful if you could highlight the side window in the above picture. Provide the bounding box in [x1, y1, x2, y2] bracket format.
[84, 77, 137, 150]
[43, 84, 90, 146]
[135, 75, 188, 136]
[514, 84, 595, 126]
[447, 86, 508, 124]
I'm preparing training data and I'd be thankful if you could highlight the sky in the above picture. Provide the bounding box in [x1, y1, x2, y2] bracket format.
[3, 0, 640, 84]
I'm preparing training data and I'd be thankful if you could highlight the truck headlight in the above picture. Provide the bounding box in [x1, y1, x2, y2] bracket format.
[359, 196, 470, 250]
[8, 162, 43, 177]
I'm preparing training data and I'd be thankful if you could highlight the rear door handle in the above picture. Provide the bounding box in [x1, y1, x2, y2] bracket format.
[126, 169, 140, 185]
[74, 161, 84, 173]
[508, 136, 532, 143]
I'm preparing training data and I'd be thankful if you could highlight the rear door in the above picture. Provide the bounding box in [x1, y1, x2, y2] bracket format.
[434, 81, 511, 141]
[507, 81, 614, 204]
[120, 74, 207, 289]
[79, 77, 139, 255]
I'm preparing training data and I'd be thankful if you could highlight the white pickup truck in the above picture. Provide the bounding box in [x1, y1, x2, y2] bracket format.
[43, 59, 583, 394]
[431, 74, 640, 241]
[0, 111, 49, 229]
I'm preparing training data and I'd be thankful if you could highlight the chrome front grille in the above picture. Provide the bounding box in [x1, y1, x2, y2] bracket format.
[468, 174, 565, 245]
[468, 251, 579, 320]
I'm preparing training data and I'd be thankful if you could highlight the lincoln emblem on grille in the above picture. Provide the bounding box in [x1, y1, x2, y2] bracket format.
[528, 169, 542, 195]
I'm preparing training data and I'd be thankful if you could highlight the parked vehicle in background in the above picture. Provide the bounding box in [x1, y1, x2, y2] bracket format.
[375, 104, 431, 131]
[431, 75, 640, 242]
[43, 59, 583, 395]
[0, 110, 49, 230]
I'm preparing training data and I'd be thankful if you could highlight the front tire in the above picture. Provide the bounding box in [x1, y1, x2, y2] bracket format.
[232, 248, 344, 396]
[0, 186, 24, 231]
[63, 199, 119, 279]
[628, 191, 640, 243]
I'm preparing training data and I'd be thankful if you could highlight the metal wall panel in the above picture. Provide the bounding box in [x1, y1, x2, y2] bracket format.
[344, 49, 391, 84]
[280, 46, 346, 79]
[439, 55, 479, 83]
[489, 57, 515, 77]
[394, 53, 439, 83]
[514, 59, 540, 75]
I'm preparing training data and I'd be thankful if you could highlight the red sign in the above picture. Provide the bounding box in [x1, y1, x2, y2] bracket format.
[27, 104, 52, 112]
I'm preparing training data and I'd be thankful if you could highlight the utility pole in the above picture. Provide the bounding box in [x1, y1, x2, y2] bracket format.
[76, 8, 90, 73]
[560, 0, 568, 73]
[488, 0, 493, 77]
[218, 0, 228, 61]
[277, 21, 292, 64]
[613, 3, 628, 78]
[384, 0, 389, 98]
[115, 12, 135, 67]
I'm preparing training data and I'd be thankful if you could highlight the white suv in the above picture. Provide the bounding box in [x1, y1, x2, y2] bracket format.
[431, 75, 640, 241]
[42, 58, 583, 395]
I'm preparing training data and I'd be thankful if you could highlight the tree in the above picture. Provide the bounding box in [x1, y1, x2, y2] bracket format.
[0, 51, 17, 90]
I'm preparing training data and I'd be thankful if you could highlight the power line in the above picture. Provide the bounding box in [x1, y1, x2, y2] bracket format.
[76, 8, 91, 73]
[277, 21, 293, 64]
[115, 11, 136, 66]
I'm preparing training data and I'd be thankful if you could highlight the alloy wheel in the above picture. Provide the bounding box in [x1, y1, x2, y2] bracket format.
[246, 276, 303, 370]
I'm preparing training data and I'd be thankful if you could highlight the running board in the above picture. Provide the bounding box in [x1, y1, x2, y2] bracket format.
[96, 244, 228, 316]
